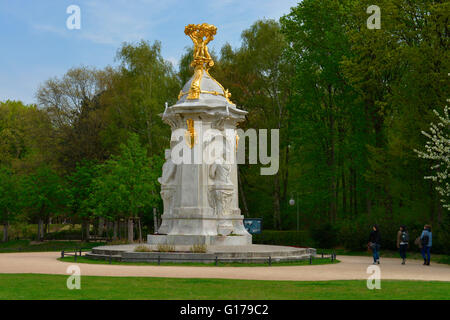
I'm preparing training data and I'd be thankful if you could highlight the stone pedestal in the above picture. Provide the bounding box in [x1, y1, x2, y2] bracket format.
[148, 68, 252, 246]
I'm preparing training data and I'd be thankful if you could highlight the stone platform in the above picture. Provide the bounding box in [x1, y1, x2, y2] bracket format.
[147, 234, 252, 246]
[85, 244, 316, 264]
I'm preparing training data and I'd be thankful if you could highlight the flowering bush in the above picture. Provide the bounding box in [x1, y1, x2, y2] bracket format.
[415, 105, 450, 210]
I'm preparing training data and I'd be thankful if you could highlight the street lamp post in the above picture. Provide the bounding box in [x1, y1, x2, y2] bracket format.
[289, 192, 299, 232]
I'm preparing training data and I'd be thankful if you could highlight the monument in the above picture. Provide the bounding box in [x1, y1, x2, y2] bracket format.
[148, 23, 251, 246]
[87, 24, 315, 263]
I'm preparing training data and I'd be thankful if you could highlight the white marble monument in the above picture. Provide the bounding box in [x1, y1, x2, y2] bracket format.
[147, 23, 251, 246]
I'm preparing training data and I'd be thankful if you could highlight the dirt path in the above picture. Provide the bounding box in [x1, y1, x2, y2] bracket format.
[0, 252, 449, 281]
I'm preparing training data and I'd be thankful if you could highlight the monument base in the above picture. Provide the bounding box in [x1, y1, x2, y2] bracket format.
[86, 244, 317, 264]
[147, 234, 252, 246]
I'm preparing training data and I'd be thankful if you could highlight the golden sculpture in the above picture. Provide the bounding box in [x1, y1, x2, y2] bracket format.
[185, 119, 197, 148]
[185, 23, 216, 70]
[180, 23, 232, 103]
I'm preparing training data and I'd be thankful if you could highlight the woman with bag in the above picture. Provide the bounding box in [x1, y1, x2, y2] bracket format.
[396, 225, 409, 265]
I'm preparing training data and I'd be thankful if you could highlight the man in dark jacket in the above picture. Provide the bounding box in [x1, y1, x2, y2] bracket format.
[369, 225, 381, 265]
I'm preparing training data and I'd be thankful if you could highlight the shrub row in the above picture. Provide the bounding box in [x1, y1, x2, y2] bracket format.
[252, 218, 449, 255]
[252, 230, 314, 247]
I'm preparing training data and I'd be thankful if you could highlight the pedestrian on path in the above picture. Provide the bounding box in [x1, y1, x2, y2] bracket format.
[397, 225, 409, 265]
[420, 225, 432, 266]
[368, 224, 381, 265]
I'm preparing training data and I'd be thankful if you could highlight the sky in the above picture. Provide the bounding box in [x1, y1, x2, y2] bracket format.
[0, 0, 299, 104]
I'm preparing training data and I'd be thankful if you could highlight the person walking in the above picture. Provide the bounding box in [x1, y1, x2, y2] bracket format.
[369, 225, 381, 265]
[397, 225, 409, 265]
[420, 225, 432, 266]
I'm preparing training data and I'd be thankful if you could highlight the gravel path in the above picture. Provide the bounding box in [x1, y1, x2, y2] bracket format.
[0, 252, 449, 281]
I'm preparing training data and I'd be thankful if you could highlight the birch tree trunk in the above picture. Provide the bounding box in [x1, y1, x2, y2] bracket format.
[98, 217, 104, 237]
[127, 217, 134, 243]
[113, 220, 118, 240]
[2, 222, 8, 242]
[37, 218, 44, 241]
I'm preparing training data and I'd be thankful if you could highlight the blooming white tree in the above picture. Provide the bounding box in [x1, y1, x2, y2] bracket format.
[415, 105, 450, 210]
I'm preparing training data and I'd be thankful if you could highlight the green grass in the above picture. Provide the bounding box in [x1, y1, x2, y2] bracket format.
[58, 255, 339, 267]
[0, 274, 448, 300]
[0, 240, 105, 253]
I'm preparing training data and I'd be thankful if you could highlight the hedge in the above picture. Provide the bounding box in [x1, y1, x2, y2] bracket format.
[252, 230, 314, 247]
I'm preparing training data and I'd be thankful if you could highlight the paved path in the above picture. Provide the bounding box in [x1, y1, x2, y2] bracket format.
[0, 252, 449, 281]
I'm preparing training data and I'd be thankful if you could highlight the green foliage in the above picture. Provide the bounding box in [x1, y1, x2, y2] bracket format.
[101, 40, 179, 156]
[0, 240, 104, 253]
[89, 133, 161, 220]
[310, 222, 339, 249]
[0, 167, 19, 225]
[0, 100, 53, 168]
[66, 160, 98, 220]
[252, 230, 313, 247]
[337, 218, 371, 251]
[20, 166, 66, 221]
[213, 19, 292, 229]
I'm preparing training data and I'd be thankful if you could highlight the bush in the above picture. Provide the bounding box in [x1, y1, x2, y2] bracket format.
[190, 244, 207, 253]
[0, 223, 36, 240]
[310, 222, 339, 249]
[134, 245, 152, 252]
[433, 216, 450, 255]
[336, 218, 369, 251]
[252, 230, 313, 247]
[336, 214, 448, 254]
[43, 230, 82, 240]
[157, 244, 175, 252]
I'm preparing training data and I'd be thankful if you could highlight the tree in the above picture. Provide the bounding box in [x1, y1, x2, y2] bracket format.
[20, 166, 66, 241]
[0, 167, 19, 242]
[90, 134, 160, 243]
[214, 19, 293, 229]
[0, 100, 54, 171]
[101, 41, 179, 157]
[281, 0, 363, 223]
[67, 160, 98, 240]
[415, 106, 450, 210]
[36, 67, 115, 171]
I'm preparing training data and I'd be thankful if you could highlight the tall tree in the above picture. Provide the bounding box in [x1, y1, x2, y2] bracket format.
[67, 160, 98, 240]
[89, 134, 160, 243]
[20, 166, 66, 241]
[101, 41, 180, 157]
[36, 67, 115, 171]
[214, 19, 293, 229]
[281, 0, 363, 223]
[0, 167, 19, 242]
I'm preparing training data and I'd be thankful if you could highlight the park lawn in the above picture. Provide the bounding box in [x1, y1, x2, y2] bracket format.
[58, 256, 339, 267]
[0, 240, 105, 253]
[0, 274, 448, 300]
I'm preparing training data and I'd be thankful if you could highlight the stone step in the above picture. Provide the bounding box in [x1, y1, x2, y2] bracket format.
[84, 252, 122, 262]
[84, 251, 313, 264]
[92, 248, 310, 258]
